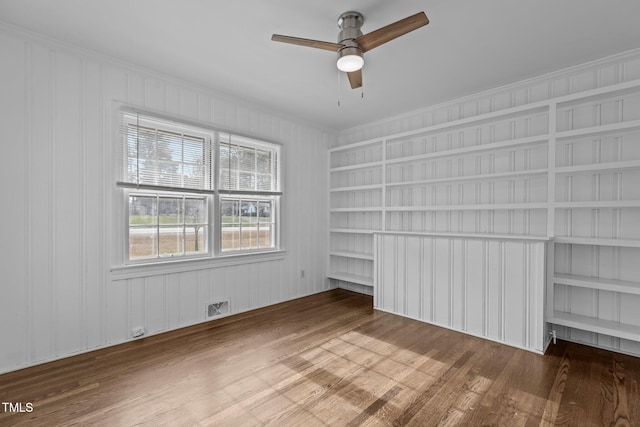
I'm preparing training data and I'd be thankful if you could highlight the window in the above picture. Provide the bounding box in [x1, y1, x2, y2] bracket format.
[118, 111, 281, 264]
[219, 134, 280, 252]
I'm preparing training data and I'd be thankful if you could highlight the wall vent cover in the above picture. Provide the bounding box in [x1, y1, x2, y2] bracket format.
[206, 300, 229, 318]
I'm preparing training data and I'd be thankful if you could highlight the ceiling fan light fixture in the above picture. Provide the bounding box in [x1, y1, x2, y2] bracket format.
[337, 54, 364, 72]
[337, 46, 364, 72]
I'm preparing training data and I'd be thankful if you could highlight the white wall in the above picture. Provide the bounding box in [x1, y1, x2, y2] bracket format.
[0, 25, 334, 374]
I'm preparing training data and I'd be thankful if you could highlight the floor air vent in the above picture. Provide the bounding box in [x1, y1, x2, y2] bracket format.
[206, 300, 229, 318]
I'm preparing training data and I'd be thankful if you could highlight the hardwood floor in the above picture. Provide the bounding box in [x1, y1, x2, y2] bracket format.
[1, 289, 638, 426]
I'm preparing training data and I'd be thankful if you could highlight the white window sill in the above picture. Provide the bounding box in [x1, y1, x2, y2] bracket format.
[110, 250, 286, 280]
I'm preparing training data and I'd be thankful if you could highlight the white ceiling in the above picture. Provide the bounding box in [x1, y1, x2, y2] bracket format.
[1, 0, 639, 130]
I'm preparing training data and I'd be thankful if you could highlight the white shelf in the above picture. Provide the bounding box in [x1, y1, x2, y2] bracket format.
[328, 272, 373, 287]
[554, 79, 640, 106]
[555, 159, 640, 175]
[328, 139, 383, 153]
[330, 184, 383, 192]
[330, 251, 374, 260]
[375, 230, 550, 241]
[385, 203, 547, 212]
[332, 103, 550, 152]
[548, 311, 640, 342]
[330, 228, 376, 234]
[386, 169, 547, 188]
[329, 160, 384, 172]
[386, 103, 550, 142]
[330, 207, 382, 213]
[556, 119, 640, 140]
[555, 200, 640, 209]
[554, 273, 640, 295]
[385, 134, 548, 166]
[554, 236, 640, 248]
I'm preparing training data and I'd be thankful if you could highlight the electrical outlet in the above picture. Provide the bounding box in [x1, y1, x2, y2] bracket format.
[132, 327, 145, 338]
[300, 269, 305, 278]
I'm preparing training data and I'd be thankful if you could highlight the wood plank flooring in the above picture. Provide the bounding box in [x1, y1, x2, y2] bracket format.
[1, 289, 639, 426]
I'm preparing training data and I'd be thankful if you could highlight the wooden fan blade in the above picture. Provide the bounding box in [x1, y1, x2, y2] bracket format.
[355, 12, 429, 53]
[347, 69, 362, 89]
[271, 34, 343, 52]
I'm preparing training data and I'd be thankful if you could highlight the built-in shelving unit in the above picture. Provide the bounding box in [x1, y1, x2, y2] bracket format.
[549, 79, 640, 348]
[330, 78, 640, 353]
[329, 97, 551, 293]
[328, 140, 384, 289]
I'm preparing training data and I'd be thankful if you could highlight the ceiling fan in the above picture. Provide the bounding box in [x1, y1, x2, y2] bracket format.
[271, 11, 429, 89]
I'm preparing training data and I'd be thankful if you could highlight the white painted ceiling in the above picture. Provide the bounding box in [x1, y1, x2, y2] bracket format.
[1, 0, 639, 130]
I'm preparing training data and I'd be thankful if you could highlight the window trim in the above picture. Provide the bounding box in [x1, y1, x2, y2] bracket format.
[111, 250, 287, 280]
[116, 108, 284, 268]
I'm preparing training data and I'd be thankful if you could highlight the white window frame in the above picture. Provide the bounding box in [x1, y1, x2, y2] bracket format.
[116, 110, 282, 268]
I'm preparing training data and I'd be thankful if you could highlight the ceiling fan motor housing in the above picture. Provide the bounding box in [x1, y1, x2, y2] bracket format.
[337, 11, 364, 67]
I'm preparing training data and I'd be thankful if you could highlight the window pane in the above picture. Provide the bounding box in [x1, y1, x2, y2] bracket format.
[257, 174, 272, 192]
[185, 198, 207, 224]
[238, 147, 255, 171]
[258, 224, 272, 248]
[228, 146, 239, 169]
[219, 144, 229, 166]
[241, 201, 258, 250]
[239, 172, 255, 191]
[159, 227, 183, 257]
[138, 164, 158, 186]
[136, 127, 157, 160]
[225, 170, 239, 190]
[126, 128, 138, 157]
[157, 132, 181, 161]
[127, 158, 138, 183]
[129, 227, 157, 260]
[158, 197, 183, 225]
[258, 201, 272, 221]
[241, 201, 258, 223]
[221, 199, 240, 225]
[256, 150, 271, 173]
[130, 195, 157, 225]
[242, 226, 258, 250]
[183, 164, 203, 188]
[185, 226, 207, 254]
[156, 160, 181, 187]
[221, 228, 240, 251]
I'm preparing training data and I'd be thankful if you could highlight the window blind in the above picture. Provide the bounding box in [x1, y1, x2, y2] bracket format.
[118, 112, 214, 193]
[219, 134, 281, 195]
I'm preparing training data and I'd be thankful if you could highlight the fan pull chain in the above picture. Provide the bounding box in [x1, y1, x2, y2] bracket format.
[337, 69, 341, 107]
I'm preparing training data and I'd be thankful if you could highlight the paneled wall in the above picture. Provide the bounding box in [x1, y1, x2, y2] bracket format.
[375, 233, 547, 353]
[334, 49, 640, 357]
[0, 25, 333, 374]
